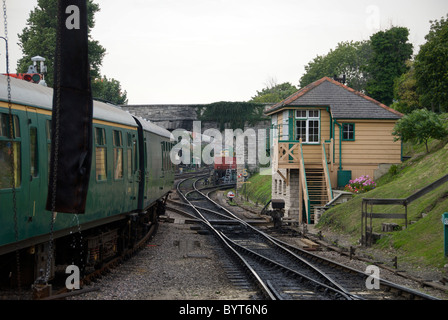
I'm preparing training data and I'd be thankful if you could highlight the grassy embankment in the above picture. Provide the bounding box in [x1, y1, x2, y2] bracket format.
[242, 139, 448, 269]
[238, 168, 272, 208]
[319, 138, 448, 269]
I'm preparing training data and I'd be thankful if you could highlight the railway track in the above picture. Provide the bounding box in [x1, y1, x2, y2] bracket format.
[32, 219, 160, 300]
[175, 176, 439, 301]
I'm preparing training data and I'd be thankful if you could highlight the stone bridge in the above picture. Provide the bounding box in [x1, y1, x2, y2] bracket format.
[120, 104, 273, 174]
[120, 103, 273, 133]
[120, 104, 200, 131]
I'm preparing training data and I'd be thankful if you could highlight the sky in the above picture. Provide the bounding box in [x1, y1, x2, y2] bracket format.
[2, 0, 448, 105]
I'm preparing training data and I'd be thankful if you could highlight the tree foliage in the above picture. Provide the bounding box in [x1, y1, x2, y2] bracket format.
[364, 27, 413, 106]
[392, 109, 448, 153]
[17, 0, 105, 86]
[298, 28, 413, 106]
[197, 102, 267, 131]
[17, 0, 127, 105]
[414, 15, 448, 113]
[92, 76, 128, 105]
[299, 41, 372, 92]
[249, 80, 297, 104]
[392, 60, 420, 114]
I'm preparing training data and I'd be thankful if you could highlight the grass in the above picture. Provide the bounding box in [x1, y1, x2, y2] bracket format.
[241, 139, 448, 269]
[318, 138, 448, 269]
[239, 168, 272, 207]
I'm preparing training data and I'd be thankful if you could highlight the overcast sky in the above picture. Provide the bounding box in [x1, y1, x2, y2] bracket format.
[2, 0, 448, 104]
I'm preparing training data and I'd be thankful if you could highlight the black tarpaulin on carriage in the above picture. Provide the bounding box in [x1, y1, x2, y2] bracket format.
[46, 0, 92, 213]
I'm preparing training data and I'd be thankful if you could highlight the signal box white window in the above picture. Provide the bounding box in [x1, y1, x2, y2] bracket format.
[295, 110, 320, 144]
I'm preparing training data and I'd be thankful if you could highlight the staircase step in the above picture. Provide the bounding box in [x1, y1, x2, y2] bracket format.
[303, 165, 331, 224]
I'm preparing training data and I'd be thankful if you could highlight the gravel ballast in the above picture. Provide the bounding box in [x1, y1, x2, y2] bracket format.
[68, 189, 448, 301]
[70, 214, 257, 300]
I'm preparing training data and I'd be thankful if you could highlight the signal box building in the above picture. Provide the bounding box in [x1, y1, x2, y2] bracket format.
[265, 77, 403, 224]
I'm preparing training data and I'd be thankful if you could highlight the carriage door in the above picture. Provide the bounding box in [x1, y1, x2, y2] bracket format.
[26, 108, 41, 219]
[126, 131, 139, 207]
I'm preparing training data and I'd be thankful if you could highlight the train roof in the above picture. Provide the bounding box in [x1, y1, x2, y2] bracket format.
[0, 75, 171, 138]
[133, 116, 172, 139]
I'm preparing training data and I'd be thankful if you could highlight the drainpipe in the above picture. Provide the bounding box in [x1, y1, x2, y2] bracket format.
[333, 120, 342, 170]
[327, 107, 333, 140]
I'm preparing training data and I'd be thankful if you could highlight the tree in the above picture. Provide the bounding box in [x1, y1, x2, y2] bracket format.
[17, 0, 106, 87]
[197, 102, 267, 131]
[392, 109, 448, 153]
[392, 60, 420, 114]
[414, 15, 448, 113]
[364, 27, 413, 106]
[249, 79, 297, 104]
[299, 41, 372, 92]
[92, 76, 128, 105]
[17, 0, 127, 104]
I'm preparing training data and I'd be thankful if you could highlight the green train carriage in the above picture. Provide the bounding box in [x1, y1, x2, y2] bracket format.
[0, 75, 174, 286]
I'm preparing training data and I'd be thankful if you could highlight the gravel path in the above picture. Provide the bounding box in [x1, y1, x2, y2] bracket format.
[70, 214, 257, 300]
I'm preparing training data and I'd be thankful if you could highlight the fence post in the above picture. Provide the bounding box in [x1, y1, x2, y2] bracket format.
[443, 212, 448, 257]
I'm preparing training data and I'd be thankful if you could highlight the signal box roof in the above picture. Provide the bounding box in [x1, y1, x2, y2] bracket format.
[264, 77, 402, 120]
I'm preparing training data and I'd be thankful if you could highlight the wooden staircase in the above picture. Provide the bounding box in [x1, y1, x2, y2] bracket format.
[299, 141, 333, 224]
[305, 167, 329, 224]
[275, 139, 333, 224]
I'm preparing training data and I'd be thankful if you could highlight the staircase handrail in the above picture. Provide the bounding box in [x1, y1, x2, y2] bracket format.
[321, 142, 333, 201]
[298, 139, 311, 223]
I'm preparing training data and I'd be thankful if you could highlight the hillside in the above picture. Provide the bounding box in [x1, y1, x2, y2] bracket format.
[239, 168, 272, 206]
[318, 139, 448, 269]
[240, 138, 448, 270]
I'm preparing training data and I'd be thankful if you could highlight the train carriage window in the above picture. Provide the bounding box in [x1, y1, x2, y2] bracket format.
[95, 127, 107, 181]
[127, 132, 132, 147]
[0, 112, 20, 138]
[30, 127, 38, 177]
[127, 149, 132, 179]
[170, 142, 175, 171]
[113, 130, 123, 180]
[163, 141, 169, 171]
[126, 132, 133, 179]
[134, 138, 138, 173]
[113, 130, 122, 147]
[161, 141, 165, 171]
[0, 113, 21, 189]
[46, 120, 51, 174]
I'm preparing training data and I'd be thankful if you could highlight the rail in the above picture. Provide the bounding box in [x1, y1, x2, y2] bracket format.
[177, 175, 439, 300]
[361, 173, 448, 246]
[181, 176, 353, 300]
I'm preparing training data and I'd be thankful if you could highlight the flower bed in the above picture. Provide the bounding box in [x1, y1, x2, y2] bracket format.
[344, 175, 376, 193]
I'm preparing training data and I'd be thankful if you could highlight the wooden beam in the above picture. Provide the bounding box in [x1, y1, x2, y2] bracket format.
[363, 213, 407, 219]
[276, 170, 289, 186]
[363, 198, 406, 205]
[406, 174, 448, 205]
[299, 178, 303, 224]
